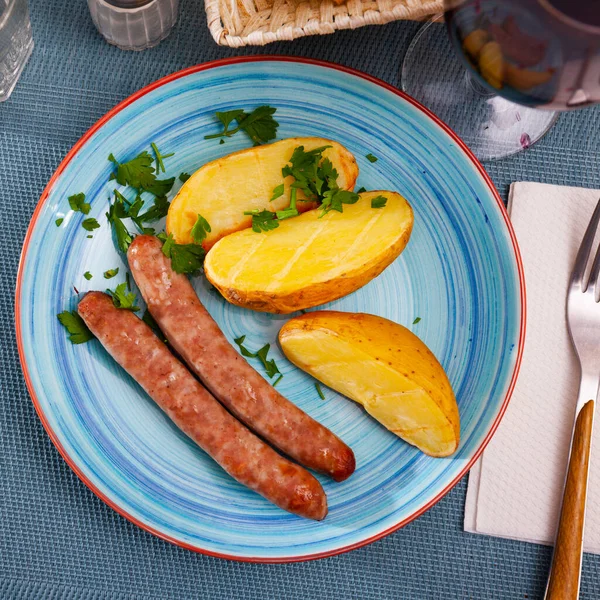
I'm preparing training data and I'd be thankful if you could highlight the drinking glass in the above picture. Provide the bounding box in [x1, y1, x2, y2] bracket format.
[0, 0, 33, 102]
[402, 1, 600, 160]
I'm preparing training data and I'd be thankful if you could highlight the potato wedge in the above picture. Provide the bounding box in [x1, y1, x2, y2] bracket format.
[204, 191, 413, 313]
[279, 312, 460, 457]
[166, 137, 358, 249]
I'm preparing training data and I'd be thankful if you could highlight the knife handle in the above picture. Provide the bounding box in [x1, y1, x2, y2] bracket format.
[545, 399, 594, 600]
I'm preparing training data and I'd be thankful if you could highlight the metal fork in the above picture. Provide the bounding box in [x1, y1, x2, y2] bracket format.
[545, 199, 600, 600]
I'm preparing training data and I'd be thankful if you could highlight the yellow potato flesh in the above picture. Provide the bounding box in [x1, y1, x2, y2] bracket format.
[166, 137, 358, 248]
[204, 192, 413, 313]
[279, 312, 460, 457]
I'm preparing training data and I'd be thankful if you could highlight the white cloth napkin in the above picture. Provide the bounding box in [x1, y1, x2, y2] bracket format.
[464, 182, 600, 553]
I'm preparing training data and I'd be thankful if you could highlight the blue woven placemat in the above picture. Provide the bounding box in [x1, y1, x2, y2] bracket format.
[2, 1, 600, 598]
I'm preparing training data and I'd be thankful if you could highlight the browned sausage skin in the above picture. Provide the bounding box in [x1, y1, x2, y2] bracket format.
[78, 292, 328, 520]
[127, 235, 355, 482]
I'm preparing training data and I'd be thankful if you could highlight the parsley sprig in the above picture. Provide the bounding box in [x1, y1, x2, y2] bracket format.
[233, 335, 283, 386]
[244, 209, 279, 233]
[204, 106, 279, 145]
[280, 145, 359, 218]
[190, 214, 211, 244]
[150, 142, 174, 174]
[108, 151, 175, 197]
[68, 193, 91, 215]
[107, 282, 139, 311]
[57, 311, 95, 344]
[158, 233, 205, 275]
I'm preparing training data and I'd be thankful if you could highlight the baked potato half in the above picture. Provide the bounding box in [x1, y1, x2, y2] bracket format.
[279, 312, 460, 457]
[166, 137, 358, 249]
[204, 191, 413, 313]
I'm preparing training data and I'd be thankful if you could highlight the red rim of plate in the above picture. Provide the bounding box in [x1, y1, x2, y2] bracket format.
[14, 56, 527, 563]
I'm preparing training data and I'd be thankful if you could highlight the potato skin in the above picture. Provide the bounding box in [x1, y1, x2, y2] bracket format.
[204, 191, 414, 314]
[166, 137, 358, 250]
[279, 311, 460, 457]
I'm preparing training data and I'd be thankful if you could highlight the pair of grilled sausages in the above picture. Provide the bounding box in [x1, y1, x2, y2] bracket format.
[78, 235, 355, 520]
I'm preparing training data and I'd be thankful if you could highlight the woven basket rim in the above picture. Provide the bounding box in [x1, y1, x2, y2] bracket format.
[205, 0, 443, 47]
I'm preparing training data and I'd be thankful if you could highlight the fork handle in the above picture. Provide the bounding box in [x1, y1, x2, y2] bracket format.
[545, 399, 594, 600]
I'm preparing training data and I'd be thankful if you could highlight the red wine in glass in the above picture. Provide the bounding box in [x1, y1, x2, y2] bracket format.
[401, 0, 600, 159]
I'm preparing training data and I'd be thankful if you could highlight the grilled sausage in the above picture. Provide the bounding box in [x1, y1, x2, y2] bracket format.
[128, 235, 355, 482]
[78, 292, 328, 520]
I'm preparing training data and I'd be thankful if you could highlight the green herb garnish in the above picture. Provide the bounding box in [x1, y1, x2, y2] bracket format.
[315, 382, 325, 400]
[108, 151, 174, 196]
[57, 311, 94, 344]
[413, 317, 421, 324]
[366, 153, 378, 163]
[204, 106, 279, 145]
[244, 209, 280, 233]
[371, 195, 387, 209]
[159, 232, 205, 275]
[82, 218, 100, 232]
[190, 214, 211, 245]
[107, 282, 139, 311]
[68, 193, 91, 215]
[106, 193, 132, 253]
[136, 196, 170, 223]
[179, 172, 190, 183]
[233, 335, 282, 384]
[270, 183, 284, 201]
[357, 186, 367, 194]
[84, 271, 93, 280]
[104, 268, 119, 279]
[151, 142, 174, 174]
[55, 218, 64, 227]
[125, 272, 132, 291]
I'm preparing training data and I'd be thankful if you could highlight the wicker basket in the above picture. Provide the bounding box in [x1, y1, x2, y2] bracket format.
[206, 0, 443, 47]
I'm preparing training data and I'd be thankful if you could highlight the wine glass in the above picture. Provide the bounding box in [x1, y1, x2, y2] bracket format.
[401, 0, 600, 160]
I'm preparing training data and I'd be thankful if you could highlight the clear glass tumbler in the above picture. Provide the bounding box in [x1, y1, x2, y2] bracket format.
[0, 0, 33, 102]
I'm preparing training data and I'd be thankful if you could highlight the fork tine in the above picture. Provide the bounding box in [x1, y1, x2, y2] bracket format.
[590, 234, 600, 296]
[572, 198, 600, 290]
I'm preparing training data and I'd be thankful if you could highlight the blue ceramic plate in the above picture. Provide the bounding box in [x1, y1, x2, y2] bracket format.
[16, 58, 525, 562]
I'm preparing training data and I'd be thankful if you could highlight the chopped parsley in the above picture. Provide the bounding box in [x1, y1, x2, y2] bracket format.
[190, 214, 211, 245]
[125, 271, 132, 291]
[108, 151, 174, 196]
[179, 172, 190, 183]
[244, 209, 279, 233]
[413, 317, 421, 324]
[371, 195, 388, 209]
[55, 218, 64, 227]
[84, 271, 93, 280]
[107, 282, 139, 311]
[57, 311, 94, 344]
[366, 153, 378, 163]
[104, 268, 119, 279]
[315, 382, 325, 400]
[68, 192, 91, 215]
[282, 145, 359, 217]
[270, 183, 284, 201]
[159, 233, 205, 275]
[233, 335, 282, 385]
[136, 196, 170, 223]
[204, 106, 279, 145]
[357, 186, 367, 194]
[150, 142, 174, 174]
[106, 193, 132, 253]
[82, 218, 100, 232]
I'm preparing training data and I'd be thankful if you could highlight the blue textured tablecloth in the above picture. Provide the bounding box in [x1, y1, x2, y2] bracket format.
[2, 1, 600, 598]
